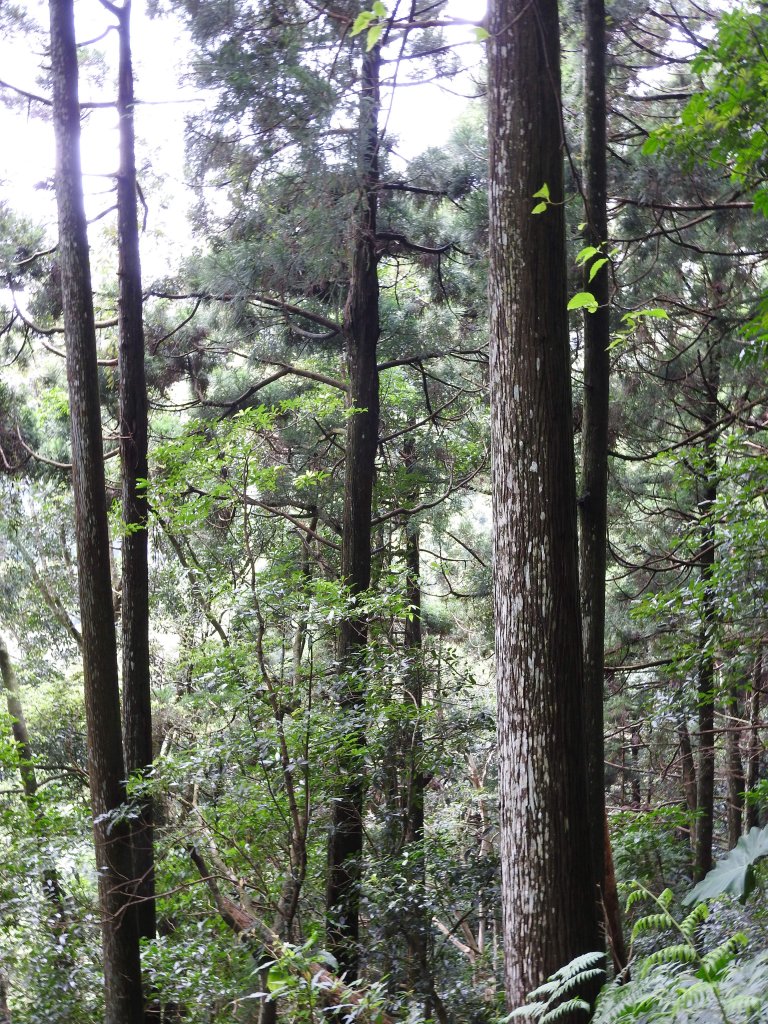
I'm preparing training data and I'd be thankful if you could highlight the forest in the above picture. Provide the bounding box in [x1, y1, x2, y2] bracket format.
[1, 0, 768, 1021]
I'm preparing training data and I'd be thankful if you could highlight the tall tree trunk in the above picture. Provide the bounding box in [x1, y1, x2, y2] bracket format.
[0, 636, 38, 801]
[580, 0, 627, 972]
[47, 1, 144, 1018]
[579, 0, 610, 904]
[693, 342, 720, 882]
[725, 681, 745, 847]
[110, 0, 156, 943]
[678, 718, 698, 822]
[402, 509, 430, 1009]
[746, 649, 764, 830]
[487, 0, 602, 1008]
[326, 42, 381, 981]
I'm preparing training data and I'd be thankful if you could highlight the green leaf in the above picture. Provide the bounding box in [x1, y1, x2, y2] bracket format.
[532, 202, 548, 214]
[568, 291, 599, 313]
[474, 26, 490, 41]
[575, 245, 599, 266]
[366, 22, 383, 49]
[588, 257, 609, 281]
[351, 11, 374, 36]
[684, 824, 768, 905]
[532, 183, 550, 200]
[372, 0, 387, 16]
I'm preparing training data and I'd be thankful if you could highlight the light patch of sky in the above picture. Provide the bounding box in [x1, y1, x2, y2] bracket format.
[1, 0, 487, 281]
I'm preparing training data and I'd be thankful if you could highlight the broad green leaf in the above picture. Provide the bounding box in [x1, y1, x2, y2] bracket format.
[568, 291, 599, 313]
[532, 183, 550, 200]
[532, 202, 548, 214]
[351, 10, 374, 36]
[474, 26, 490, 41]
[367, 23, 384, 49]
[575, 245, 599, 266]
[372, 0, 387, 16]
[684, 825, 768, 905]
[588, 257, 609, 281]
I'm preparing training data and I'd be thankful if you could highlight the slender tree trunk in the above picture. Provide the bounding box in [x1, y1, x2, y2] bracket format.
[326, 42, 381, 981]
[630, 725, 641, 809]
[402, 510, 430, 1009]
[579, 0, 629, 972]
[0, 636, 38, 800]
[694, 342, 720, 882]
[488, 0, 602, 1008]
[725, 682, 745, 847]
[678, 719, 698, 821]
[47, 1, 144, 1018]
[111, 0, 155, 943]
[579, 0, 610, 907]
[747, 649, 764, 830]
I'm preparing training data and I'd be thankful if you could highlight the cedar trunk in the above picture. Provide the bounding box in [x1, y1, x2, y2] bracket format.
[114, 0, 155, 943]
[580, 0, 628, 970]
[47, 0, 144, 1018]
[488, 0, 602, 1007]
[326, 42, 381, 980]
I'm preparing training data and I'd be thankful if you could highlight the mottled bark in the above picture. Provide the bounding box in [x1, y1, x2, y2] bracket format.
[488, 0, 602, 1008]
[326, 42, 381, 981]
[47, 1, 144, 1018]
[0, 636, 38, 800]
[0, 637, 67, 923]
[110, 0, 155, 943]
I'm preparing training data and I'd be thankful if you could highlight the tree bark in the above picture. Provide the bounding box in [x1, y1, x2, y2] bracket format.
[579, 0, 610, 908]
[580, 0, 628, 973]
[693, 341, 720, 883]
[47, 1, 144, 1018]
[0, 636, 38, 801]
[488, 0, 602, 1008]
[746, 649, 764, 830]
[725, 681, 745, 847]
[326, 41, 381, 981]
[111, 0, 156, 944]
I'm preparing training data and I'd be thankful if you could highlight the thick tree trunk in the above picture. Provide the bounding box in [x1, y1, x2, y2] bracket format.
[326, 42, 381, 981]
[112, 0, 155, 944]
[47, 1, 144, 1018]
[488, 0, 602, 1008]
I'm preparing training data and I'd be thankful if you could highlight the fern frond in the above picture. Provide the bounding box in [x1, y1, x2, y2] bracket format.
[679, 900, 708, 941]
[658, 888, 674, 910]
[539, 997, 590, 1023]
[639, 942, 697, 976]
[673, 979, 717, 1009]
[553, 969, 605, 1000]
[631, 911, 674, 939]
[697, 932, 748, 981]
[624, 886, 650, 914]
[527, 979, 559, 1000]
[553, 951, 606, 978]
[507, 1000, 548, 1019]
